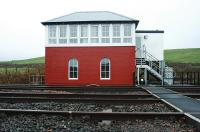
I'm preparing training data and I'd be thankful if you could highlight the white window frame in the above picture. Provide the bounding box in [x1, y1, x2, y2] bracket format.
[68, 58, 78, 80]
[90, 25, 99, 43]
[69, 25, 78, 43]
[58, 25, 67, 44]
[123, 24, 133, 43]
[101, 24, 110, 43]
[80, 25, 88, 43]
[100, 58, 111, 80]
[112, 24, 121, 43]
[48, 25, 57, 44]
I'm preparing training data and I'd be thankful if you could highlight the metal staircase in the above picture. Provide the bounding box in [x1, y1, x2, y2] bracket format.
[136, 50, 174, 85]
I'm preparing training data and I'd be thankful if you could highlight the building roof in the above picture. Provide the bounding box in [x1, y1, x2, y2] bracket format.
[136, 30, 164, 33]
[41, 11, 139, 27]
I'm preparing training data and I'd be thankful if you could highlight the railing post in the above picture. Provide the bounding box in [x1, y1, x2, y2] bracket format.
[137, 67, 140, 85]
[144, 68, 147, 86]
[161, 61, 164, 86]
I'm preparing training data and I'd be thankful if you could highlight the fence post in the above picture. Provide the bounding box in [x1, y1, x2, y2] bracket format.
[198, 72, 200, 85]
[181, 72, 183, 85]
[5, 66, 7, 74]
[194, 72, 196, 85]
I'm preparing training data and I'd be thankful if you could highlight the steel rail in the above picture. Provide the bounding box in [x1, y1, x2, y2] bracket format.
[0, 92, 154, 99]
[0, 86, 145, 92]
[166, 88, 200, 93]
[0, 97, 160, 103]
[0, 109, 184, 119]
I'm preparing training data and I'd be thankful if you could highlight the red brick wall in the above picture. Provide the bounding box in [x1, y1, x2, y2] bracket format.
[45, 46, 135, 86]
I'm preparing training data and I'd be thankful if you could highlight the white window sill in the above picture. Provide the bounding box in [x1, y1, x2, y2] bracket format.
[100, 78, 110, 80]
[68, 78, 78, 80]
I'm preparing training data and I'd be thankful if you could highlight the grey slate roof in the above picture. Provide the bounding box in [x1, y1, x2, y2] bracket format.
[41, 11, 139, 26]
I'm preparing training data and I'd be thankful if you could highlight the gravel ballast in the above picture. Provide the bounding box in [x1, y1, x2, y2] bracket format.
[0, 113, 196, 132]
[0, 102, 175, 112]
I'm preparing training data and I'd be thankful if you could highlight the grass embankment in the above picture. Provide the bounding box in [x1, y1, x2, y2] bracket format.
[164, 48, 200, 63]
[1, 57, 45, 64]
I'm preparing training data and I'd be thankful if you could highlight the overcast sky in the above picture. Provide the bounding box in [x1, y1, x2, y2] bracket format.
[0, 0, 200, 61]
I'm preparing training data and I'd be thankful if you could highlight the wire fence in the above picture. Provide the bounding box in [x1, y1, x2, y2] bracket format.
[0, 64, 44, 84]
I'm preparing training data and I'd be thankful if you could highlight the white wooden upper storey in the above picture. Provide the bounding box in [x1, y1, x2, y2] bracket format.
[44, 24, 136, 47]
[42, 11, 139, 47]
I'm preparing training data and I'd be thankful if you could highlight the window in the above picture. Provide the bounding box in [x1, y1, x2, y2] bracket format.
[124, 24, 132, 36]
[101, 25, 110, 43]
[100, 58, 110, 79]
[68, 58, 78, 79]
[112, 24, 121, 43]
[123, 24, 132, 43]
[80, 25, 88, 43]
[69, 25, 78, 43]
[113, 24, 120, 37]
[48, 26, 57, 44]
[59, 25, 67, 44]
[90, 25, 99, 43]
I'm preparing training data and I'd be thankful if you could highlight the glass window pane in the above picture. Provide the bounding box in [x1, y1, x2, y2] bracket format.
[59, 25, 67, 37]
[101, 38, 110, 43]
[91, 25, 98, 37]
[70, 39, 78, 43]
[59, 39, 67, 44]
[106, 65, 109, 71]
[113, 25, 120, 37]
[48, 39, 57, 44]
[112, 38, 121, 43]
[105, 72, 109, 78]
[101, 58, 110, 79]
[48, 26, 57, 38]
[101, 65, 105, 71]
[74, 67, 77, 72]
[101, 72, 105, 78]
[70, 25, 77, 37]
[80, 38, 88, 43]
[74, 72, 77, 78]
[70, 72, 73, 78]
[102, 25, 109, 37]
[123, 38, 132, 43]
[124, 24, 131, 36]
[69, 59, 78, 79]
[81, 25, 88, 37]
[91, 38, 99, 43]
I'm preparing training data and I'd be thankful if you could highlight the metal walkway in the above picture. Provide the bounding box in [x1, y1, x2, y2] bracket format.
[144, 87, 200, 124]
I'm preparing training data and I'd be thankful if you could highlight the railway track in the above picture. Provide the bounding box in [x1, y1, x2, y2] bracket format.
[0, 92, 154, 99]
[0, 85, 199, 131]
[0, 110, 198, 131]
[0, 97, 159, 103]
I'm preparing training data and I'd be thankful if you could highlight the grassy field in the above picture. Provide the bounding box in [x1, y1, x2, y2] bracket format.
[0, 57, 44, 64]
[164, 48, 200, 63]
[0, 48, 199, 64]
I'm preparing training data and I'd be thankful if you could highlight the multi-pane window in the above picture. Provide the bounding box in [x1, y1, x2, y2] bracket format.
[123, 24, 132, 43]
[69, 25, 78, 43]
[100, 58, 110, 79]
[101, 25, 110, 43]
[112, 24, 121, 43]
[80, 25, 88, 43]
[68, 58, 78, 79]
[48, 26, 57, 44]
[47, 24, 133, 44]
[90, 25, 99, 43]
[59, 25, 67, 44]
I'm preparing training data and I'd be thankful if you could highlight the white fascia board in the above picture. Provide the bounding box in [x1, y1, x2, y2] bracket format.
[45, 43, 135, 47]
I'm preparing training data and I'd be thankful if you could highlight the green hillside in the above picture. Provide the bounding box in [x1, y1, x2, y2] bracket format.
[164, 48, 200, 63]
[1, 57, 44, 64]
[0, 48, 200, 64]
